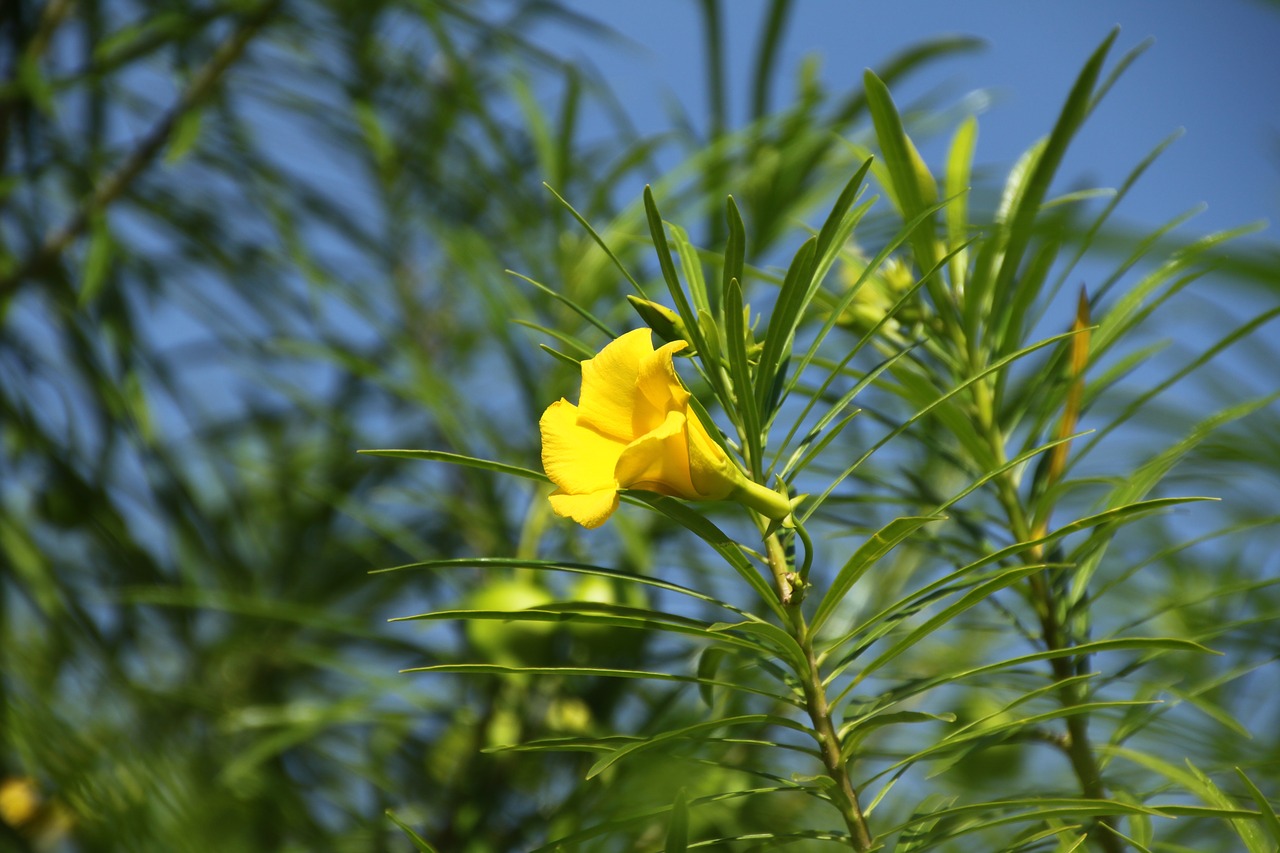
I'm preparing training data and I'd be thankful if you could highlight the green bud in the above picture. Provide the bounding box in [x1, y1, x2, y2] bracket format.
[626, 295, 694, 352]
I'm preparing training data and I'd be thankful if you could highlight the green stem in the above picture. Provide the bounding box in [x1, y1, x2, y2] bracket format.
[765, 533, 874, 850]
[975, 378, 1124, 853]
[732, 476, 793, 522]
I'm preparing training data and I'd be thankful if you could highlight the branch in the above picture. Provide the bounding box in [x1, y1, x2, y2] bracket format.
[0, 0, 281, 300]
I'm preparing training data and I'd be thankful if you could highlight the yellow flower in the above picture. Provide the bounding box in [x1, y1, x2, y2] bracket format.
[540, 328, 790, 529]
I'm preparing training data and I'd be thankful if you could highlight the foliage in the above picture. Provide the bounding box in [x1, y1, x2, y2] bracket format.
[1, 2, 1276, 851]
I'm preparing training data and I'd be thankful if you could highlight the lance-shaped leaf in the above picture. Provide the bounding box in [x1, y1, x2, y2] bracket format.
[586, 713, 815, 780]
[810, 515, 946, 637]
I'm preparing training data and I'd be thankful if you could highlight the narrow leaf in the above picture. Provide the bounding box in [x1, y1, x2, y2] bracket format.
[864, 69, 939, 272]
[724, 276, 762, 474]
[722, 195, 746, 310]
[385, 811, 441, 853]
[665, 789, 689, 853]
[635, 494, 787, 621]
[1235, 768, 1280, 843]
[587, 714, 814, 779]
[811, 516, 945, 637]
[544, 182, 645, 295]
[357, 449, 549, 484]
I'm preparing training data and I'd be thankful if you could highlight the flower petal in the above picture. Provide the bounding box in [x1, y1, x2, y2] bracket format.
[540, 399, 625, 494]
[548, 489, 619, 529]
[614, 409, 698, 498]
[575, 329, 654, 441]
[633, 339, 690, 432]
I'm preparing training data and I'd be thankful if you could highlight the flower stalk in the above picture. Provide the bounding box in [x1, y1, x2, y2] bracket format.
[765, 531, 874, 851]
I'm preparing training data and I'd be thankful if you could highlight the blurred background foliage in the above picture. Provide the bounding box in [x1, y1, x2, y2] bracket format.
[0, 1, 1276, 851]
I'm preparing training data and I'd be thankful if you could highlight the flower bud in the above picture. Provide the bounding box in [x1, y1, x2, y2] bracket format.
[626, 296, 694, 352]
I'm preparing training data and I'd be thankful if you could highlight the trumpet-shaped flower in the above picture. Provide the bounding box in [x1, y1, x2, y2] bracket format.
[540, 328, 791, 528]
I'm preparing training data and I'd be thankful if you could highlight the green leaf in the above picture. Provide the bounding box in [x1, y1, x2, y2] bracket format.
[813, 158, 876, 276]
[586, 713, 814, 780]
[371, 557, 759, 620]
[755, 236, 817, 417]
[833, 636, 1213, 711]
[396, 605, 790, 663]
[724, 276, 762, 474]
[510, 318, 595, 357]
[643, 186, 705, 355]
[833, 35, 986, 124]
[544, 182, 645, 295]
[937, 431, 1087, 515]
[1045, 129, 1182, 309]
[80, 215, 114, 307]
[986, 29, 1118, 344]
[634, 494, 787, 621]
[696, 647, 730, 708]
[405, 664, 798, 706]
[113, 587, 390, 641]
[803, 325, 1088, 522]
[1075, 307, 1280, 470]
[993, 238, 1058, 359]
[353, 100, 394, 177]
[780, 215, 963, 440]
[779, 407, 861, 483]
[707, 619, 807, 673]
[770, 310, 925, 482]
[525, 787, 800, 853]
[841, 711, 956, 764]
[894, 794, 959, 853]
[1063, 495, 1223, 607]
[385, 810, 441, 853]
[1087, 37, 1154, 116]
[1235, 768, 1280, 844]
[510, 74, 557, 183]
[507, 269, 617, 338]
[852, 564, 1048, 685]
[758, 158, 874, 422]
[864, 69, 939, 273]
[1091, 221, 1262, 360]
[906, 700, 1156, 773]
[665, 789, 689, 853]
[166, 107, 204, 164]
[722, 195, 746, 310]
[1106, 749, 1268, 853]
[1064, 393, 1276, 604]
[357, 448, 549, 484]
[811, 516, 945, 638]
[943, 115, 977, 295]
[538, 343, 584, 368]
[669, 222, 712, 319]
[887, 797, 1168, 838]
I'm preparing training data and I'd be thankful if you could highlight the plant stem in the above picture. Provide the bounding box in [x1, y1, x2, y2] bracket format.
[0, 0, 281, 300]
[765, 533, 874, 850]
[976, 383, 1125, 853]
[799, 634, 875, 851]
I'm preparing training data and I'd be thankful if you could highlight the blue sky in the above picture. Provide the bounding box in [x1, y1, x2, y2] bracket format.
[540, 1, 1279, 239]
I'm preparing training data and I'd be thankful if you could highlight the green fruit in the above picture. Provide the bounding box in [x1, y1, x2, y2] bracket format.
[565, 575, 652, 664]
[947, 694, 1027, 788]
[573, 575, 617, 607]
[463, 578, 555, 664]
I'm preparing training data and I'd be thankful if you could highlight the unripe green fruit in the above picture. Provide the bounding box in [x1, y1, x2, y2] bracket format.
[573, 575, 618, 607]
[464, 578, 555, 665]
[565, 575, 619, 641]
[563, 575, 654, 667]
[947, 694, 1027, 788]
